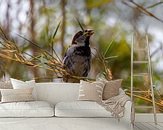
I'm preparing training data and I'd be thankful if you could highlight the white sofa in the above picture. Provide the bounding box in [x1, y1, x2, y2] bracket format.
[0, 82, 132, 130]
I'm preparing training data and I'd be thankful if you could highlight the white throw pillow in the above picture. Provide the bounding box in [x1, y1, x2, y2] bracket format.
[1, 88, 34, 103]
[55, 101, 112, 117]
[0, 81, 13, 101]
[10, 78, 37, 100]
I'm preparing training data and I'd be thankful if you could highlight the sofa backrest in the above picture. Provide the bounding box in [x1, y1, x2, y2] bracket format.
[35, 82, 125, 105]
[35, 83, 80, 105]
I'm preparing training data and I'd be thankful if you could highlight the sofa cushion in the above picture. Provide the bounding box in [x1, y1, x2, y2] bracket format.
[10, 78, 37, 100]
[0, 81, 13, 101]
[55, 101, 112, 117]
[10, 78, 35, 88]
[0, 81, 13, 89]
[1, 88, 34, 103]
[0, 101, 54, 117]
[102, 79, 122, 100]
[78, 80, 105, 102]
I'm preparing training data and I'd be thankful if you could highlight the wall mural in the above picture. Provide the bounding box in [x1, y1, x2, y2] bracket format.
[0, 24, 113, 83]
[0, 0, 163, 114]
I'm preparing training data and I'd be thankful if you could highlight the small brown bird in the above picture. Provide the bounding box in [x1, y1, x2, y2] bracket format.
[63, 29, 94, 82]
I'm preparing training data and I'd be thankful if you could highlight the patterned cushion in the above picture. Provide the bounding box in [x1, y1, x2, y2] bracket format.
[78, 80, 105, 102]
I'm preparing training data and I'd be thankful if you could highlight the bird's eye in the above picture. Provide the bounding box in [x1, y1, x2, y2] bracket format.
[85, 30, 87, 32]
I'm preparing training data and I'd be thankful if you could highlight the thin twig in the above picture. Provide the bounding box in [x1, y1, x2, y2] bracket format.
[123, 0, 163, 23]
[50, 21, 62, 62]
[146, 2, 163, 9]
[126, 92, 163, 108]
[0, 26, 8, 40]
[75, 17, 84, 31]
[17, 34, 58, 61]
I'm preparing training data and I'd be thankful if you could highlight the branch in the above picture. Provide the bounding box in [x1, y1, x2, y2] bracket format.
[126, 92, 163, 108]
[123, 0, 163, 23]
[146, 2, 163, 9]
[0, 37, 96, 82]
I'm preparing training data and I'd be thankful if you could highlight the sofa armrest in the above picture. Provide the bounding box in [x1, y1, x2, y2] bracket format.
[122, 101, 133, 122]
[118, 101, 134, 129]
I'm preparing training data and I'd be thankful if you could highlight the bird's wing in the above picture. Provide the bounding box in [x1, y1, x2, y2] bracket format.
[62, 46, 77, 74]
[63, 46, 91, 76]
[63, 45, 75, 63]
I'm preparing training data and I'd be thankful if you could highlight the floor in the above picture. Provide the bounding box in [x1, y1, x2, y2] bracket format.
[134, 122, 163, 130]
[134, 113, 163, 130]
[0, 117, 132, 130]
[0, 114, 162, 130]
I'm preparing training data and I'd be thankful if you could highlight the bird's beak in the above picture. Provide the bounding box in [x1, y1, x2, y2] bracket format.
[84, 30, 94, 36]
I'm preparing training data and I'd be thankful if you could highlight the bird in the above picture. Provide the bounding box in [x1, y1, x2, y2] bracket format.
[62, 29, 94, 83]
